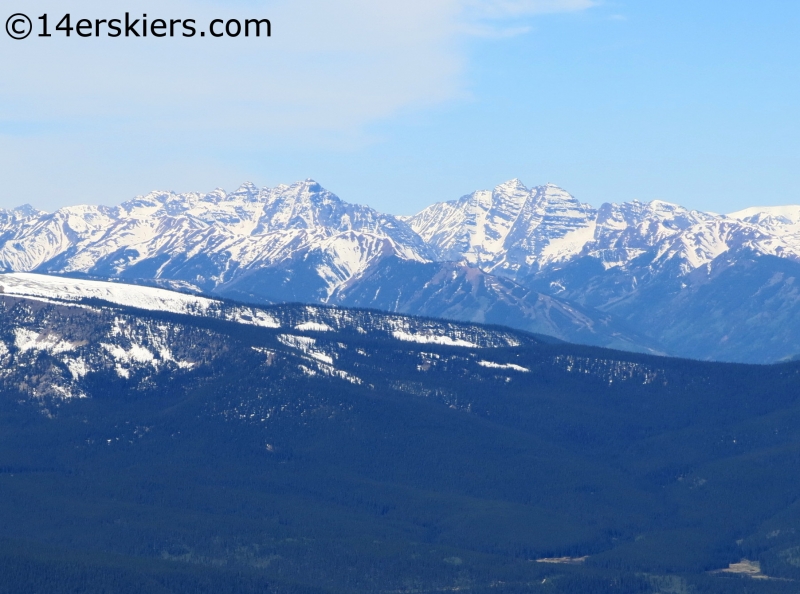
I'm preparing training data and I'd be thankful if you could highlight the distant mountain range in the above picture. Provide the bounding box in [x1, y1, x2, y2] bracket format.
[2, 179, 799, 362]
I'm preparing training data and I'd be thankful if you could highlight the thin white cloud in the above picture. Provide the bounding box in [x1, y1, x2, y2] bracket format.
[1, 0, 597, 136]
[1, 0, 466, 137]
[458, 0, 595, 38]
[0, 0, 596, 208]
[463, 0, 597, 19]
[460, 24, 533, 38]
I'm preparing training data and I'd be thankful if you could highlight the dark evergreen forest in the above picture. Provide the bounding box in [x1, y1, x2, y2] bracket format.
[1, 296, 800, 592]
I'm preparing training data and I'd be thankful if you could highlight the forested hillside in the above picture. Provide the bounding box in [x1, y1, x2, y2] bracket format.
[1, 283, 800, 592]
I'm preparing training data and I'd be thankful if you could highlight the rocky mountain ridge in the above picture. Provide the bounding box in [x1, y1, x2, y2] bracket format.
[1, 179, 799, 362]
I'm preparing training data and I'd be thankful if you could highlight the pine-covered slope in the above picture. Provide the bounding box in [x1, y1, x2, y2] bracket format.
[2, 275, 800, 592]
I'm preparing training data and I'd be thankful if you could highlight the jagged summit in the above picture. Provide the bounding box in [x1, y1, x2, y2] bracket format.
[12, 203, 41, 216]
[410, 180, 596, 274]
[0, 180, 430, 299]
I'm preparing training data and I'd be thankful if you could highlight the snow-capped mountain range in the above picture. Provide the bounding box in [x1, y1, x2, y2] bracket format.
[2, 179, 799, 362]
[410, 179, 800, 277]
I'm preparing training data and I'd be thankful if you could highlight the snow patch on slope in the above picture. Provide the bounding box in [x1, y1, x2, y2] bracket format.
[477, 360, 530, 372]
[392, 330, 477, 348]
[0, 273, 282, 329]
[295, 321, 333, 332]
[14, 328, 78, 355]
[1, 273, 216, 315]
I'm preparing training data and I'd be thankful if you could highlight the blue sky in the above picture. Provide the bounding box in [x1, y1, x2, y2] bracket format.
[1, 0, 799, 214]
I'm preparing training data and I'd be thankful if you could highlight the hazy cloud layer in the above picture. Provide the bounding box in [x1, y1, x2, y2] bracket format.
[466, 0, 596, 18]
[2, 0, 593, 133]
[0, 0, 594, 208]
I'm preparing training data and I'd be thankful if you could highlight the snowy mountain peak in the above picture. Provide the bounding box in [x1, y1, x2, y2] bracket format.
[730, 205, 800, 222]
[227, 182, 260, 201]
[587, 199, 715, 265]
[408, 180, 600, 274]
[408, 179, 530, 265]
[729, 206, 800, 241]
[0, 180, 431, 302]
[495, 178, 528, 192]
[410, 180, 800, 281]
[12, 204, 41, 217]
[529, 184, 593, 217]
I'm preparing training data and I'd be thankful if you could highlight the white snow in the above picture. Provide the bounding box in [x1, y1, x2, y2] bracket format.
[0, 178, 798, 308]
[477, 360, 530, 372]
[64, 357, 89, 380]
[539, 222, 596, 265]
[392, 330, 477, 348]
[729, 205, 800, 223]
[227, 309, 281, 328]
[410, 180, 600, 275]
[14, 328, 77, 354]
[49, 384, 87, 401]
[100, 342, 156, 365]
[277, 334, 317, 350]
[0, 179, 431, 302]
[305, 363, 362, 385]
[0, 273, 216, 315]
[295, 321, 333, 332]
[277, 334, 334, 364]
[277, 335, 360, 384]
[0, 272, 282, 329]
